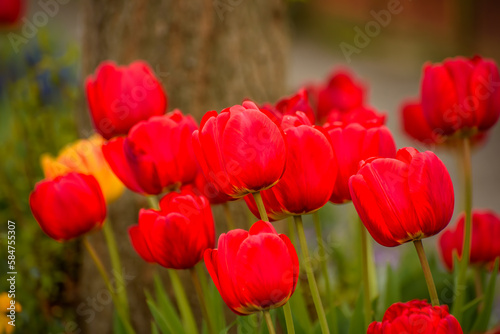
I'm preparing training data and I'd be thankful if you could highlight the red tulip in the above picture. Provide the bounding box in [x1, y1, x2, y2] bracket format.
[244, 111, 336, 219]
[349, 147, 454, 247]
[193, 172, 233, 205]
[204, 221, 299, 315]
[103, 110, 198, 195]
[0, 0, 24, 25]
[29, 172, 106, 241]
[401, 100, 443, 145]
[401, 99, 488, 147]
[325, 108, 396, 204]
[308, 69, 366, 123]
[274, 88, 315, 124]
[86, 60, 167, 139]
[192, 101, 287, 198]
[368, 300, 463, 334]
[439, 210, 500, 271]
[421, 56, 500, 137]
[129, 186, 215, 269]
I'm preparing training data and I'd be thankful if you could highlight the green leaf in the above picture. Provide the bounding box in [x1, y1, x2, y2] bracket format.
[472, 258, 500, 332]
[288, 281, 313, 333]
[145, 289, 185, 334]
[382, 263, 400, 317]
[151, 322, 160, 334]
[348, 288, 365, 334]
[151, 275, 185, 333]
[168, 270, 199, 334]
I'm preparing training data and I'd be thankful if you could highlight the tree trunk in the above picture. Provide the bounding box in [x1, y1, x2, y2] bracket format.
[78, 1, 289, 333]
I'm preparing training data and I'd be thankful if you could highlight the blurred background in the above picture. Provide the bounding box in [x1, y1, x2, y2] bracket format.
[1, 0, 499, 333]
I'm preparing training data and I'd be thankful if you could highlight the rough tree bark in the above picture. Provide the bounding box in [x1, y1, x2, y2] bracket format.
[78, 1, 289, 333]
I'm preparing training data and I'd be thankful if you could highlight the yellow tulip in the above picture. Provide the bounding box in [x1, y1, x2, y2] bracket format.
[41, 134, 124, 203]
[1, 293, 21, 334]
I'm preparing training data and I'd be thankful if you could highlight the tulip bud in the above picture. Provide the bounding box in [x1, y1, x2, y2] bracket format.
[326, 106, 396, 204]
[421, 56, 500, 138]
[103, 110, 198, 195]
[192, 101, 287, 198]
[204, 221, 299, 315]
[86, 60, 167, 139]
[439, 210, 500, 271]
[349, 147, 454, 247]
[129, 186, 215, 269]
[30, 173, 106, 241]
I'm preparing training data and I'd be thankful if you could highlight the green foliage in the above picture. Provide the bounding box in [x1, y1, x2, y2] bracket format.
[0, 29, 80, 333]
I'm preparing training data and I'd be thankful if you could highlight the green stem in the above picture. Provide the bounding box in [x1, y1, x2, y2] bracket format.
[454, 137, 473, 320]
[168, 270, 199, 334]
[102, 220, 129, 316]
[190, 268, 216, 334]
[263, 311, 276, 334]
[360, 223, 372, 328]
[222, 202, 236, 230]
[288, 216, 296, 246]
[283, 302, 295, 334]
[313, 212, 331, 308]
[252, 191, 269, 222]
[83, 238, 135, 334]
[413, 240, 439, 306]
[147, 195, 160, 210]
[294, 215, 330, 334]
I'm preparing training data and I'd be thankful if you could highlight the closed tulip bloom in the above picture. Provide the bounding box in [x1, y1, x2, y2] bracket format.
[0, 0, 24, 25]
[204, 220, 299, 315]
[368, 300, 463, 334]
[439, 210, 500, 271]
[326, 108, 396, 204]
[129, 187, 215, 269]
[103, 110, 198, 195]
[349, 147, 454, 247]
[421, 56, 500, 137]
[29, 172, 106, 241]
[193, 101, 287, 198]
[244, 111, 336, 219]
[41, 134, 124, 203]
[308, 69, 365, 123]
[86, 60, 167, 139]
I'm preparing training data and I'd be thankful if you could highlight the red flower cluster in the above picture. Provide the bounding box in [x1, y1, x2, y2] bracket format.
[439, 210, 500, 271]
[368, 300, 463, 333]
